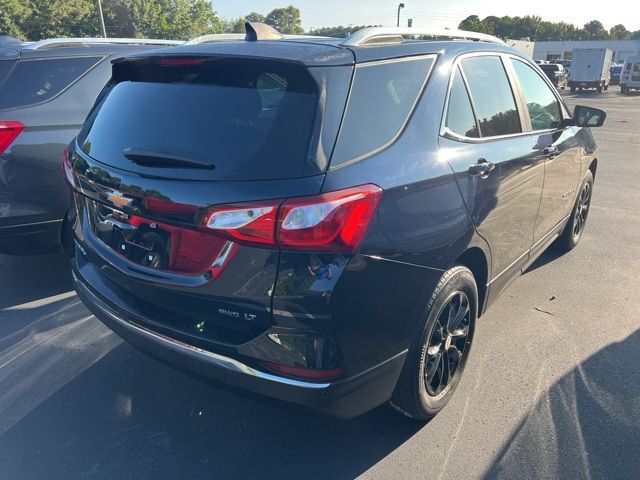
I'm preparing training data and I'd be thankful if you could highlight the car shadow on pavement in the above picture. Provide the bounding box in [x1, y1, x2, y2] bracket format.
[484, 329, 640, 480]
[521, 246, 566, 275]
[0, 258, 423, 480]
[0, 253, 73, 309]
[0, 341, 423, 479]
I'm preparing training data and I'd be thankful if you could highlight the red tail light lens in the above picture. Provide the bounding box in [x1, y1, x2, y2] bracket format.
[0, 121, 24, 153]
[202, 185, 382, 252]
[278, 185, 382, 251]
[62, 147, 75, 189]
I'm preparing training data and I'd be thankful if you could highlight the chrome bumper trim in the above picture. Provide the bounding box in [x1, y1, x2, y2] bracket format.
[73, 270, 331, 390]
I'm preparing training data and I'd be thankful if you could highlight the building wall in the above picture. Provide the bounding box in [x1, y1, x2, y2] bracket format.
[533, 40, 640, 63]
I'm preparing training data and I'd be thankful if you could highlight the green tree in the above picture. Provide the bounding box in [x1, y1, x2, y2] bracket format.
[23, 0, 99, 40]
[103, 0, 222, 40]
[265, 5, 303, 34]
[632, 30, 640, 40]
[609, 24, 630, 40]
[308, 25, 378, 38]
[0, 0, 32, 39]
[459, 15, 490, 34]
[582, 20, 609, 40]
[221, 17, 245, 33]
[244, 12, 265, 23]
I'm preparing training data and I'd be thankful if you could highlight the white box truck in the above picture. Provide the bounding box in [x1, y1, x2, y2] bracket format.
[569, 48, 613, 93]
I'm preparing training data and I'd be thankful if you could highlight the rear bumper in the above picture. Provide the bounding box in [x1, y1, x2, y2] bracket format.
[0, 219, 62, 254]
[73, 264, 406, 419]
[569, 80, 603, 89]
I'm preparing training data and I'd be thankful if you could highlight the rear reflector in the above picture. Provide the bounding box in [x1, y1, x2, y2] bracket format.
[204, 201, 279, 246]
[202, 184, 382, 252]
[0, 121, 24, 154]
[261, 361, 345, 380]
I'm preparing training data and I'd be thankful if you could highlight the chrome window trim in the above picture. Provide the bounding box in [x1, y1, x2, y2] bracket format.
[439, 51, 573, 143]
[329, 54, 437, 170]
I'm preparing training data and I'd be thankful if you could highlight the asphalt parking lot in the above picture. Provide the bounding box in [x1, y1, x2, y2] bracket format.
[0, 86, 639, 480]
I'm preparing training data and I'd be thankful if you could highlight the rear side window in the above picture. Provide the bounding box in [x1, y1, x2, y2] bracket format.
[79, 58, 321, 181]
[331, 56, 434, 166]
[511, 60, 562, 131]
[445, 67, 479, 138]
[0, 56, 101, 109]
[634, 63, 640, 73]
[460, 56, 521, 137]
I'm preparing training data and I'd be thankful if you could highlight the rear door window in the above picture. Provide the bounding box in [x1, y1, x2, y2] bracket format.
[0, 56, 102, 109]
[460, 56, 521, 137]
[445, 66, 479, 138]
[331, 56, 434, 166]
[511, 59, 562, 131]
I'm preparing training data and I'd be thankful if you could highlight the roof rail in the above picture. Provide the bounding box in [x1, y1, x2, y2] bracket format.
[185, 23, 332, 46]
[341, 27, 506, 47]
[184, 34, 246, 45]
[23, 38, 183, 50]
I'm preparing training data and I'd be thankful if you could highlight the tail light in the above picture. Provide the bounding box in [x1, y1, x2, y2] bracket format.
[202, 184, 382, 252]
[0, 121, 24, 154]
[62, 147, 75, 189]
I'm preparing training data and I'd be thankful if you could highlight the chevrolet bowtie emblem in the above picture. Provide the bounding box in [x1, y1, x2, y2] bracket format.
[106, 190, 133, 209]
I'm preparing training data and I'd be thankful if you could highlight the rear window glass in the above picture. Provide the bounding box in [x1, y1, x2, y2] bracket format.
[331, 57, 434, 166]
[0, 56, 101, 109]
[0, 60, 15, 86]
[541, 64, 559, 73]
[460, 56, 521, 137]
[79, 58, 320, 181]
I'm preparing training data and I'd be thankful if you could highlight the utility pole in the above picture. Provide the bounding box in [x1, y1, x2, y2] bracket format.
[397, 3, 405, 27]
[96, 0, 107, 38]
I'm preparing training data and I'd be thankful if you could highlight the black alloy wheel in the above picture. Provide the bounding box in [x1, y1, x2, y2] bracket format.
[424, 291, 471, 396]
[572, 180, 591, 241]
[555, 169, 594, 251]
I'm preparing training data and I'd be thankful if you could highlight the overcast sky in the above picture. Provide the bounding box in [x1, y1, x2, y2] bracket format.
[214, 0, 640, 32]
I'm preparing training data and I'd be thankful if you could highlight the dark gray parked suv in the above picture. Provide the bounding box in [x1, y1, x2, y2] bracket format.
[0, 37, 179, 254]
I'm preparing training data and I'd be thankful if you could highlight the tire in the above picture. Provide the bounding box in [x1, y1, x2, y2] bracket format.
[555, 170, 594, 252]
[621, 86, 627, 94]
[570, 85, 576, 93]
[389, 265, 477, 420]
[597, 84, 603, 93]
[604, 82, 609, 91]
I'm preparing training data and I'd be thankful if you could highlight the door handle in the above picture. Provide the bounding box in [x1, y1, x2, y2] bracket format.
[468, 159, 495, 178]
[543, 145, 559, 158]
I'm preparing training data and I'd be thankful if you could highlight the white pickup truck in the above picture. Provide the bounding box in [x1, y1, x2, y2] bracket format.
[569, 48, 613, 93]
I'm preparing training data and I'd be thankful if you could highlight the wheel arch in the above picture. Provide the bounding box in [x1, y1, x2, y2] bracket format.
[588, 158, 598, 178]
[454, 246, 489, 317]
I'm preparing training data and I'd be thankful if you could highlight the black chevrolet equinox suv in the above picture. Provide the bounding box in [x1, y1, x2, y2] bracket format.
[68, 24, 606, 419]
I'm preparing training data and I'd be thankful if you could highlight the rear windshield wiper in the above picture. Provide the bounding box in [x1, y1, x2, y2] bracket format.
[123, 148, 215, 169]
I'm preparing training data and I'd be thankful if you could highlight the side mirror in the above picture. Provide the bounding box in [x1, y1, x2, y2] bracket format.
[571, 105, 606, 128]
